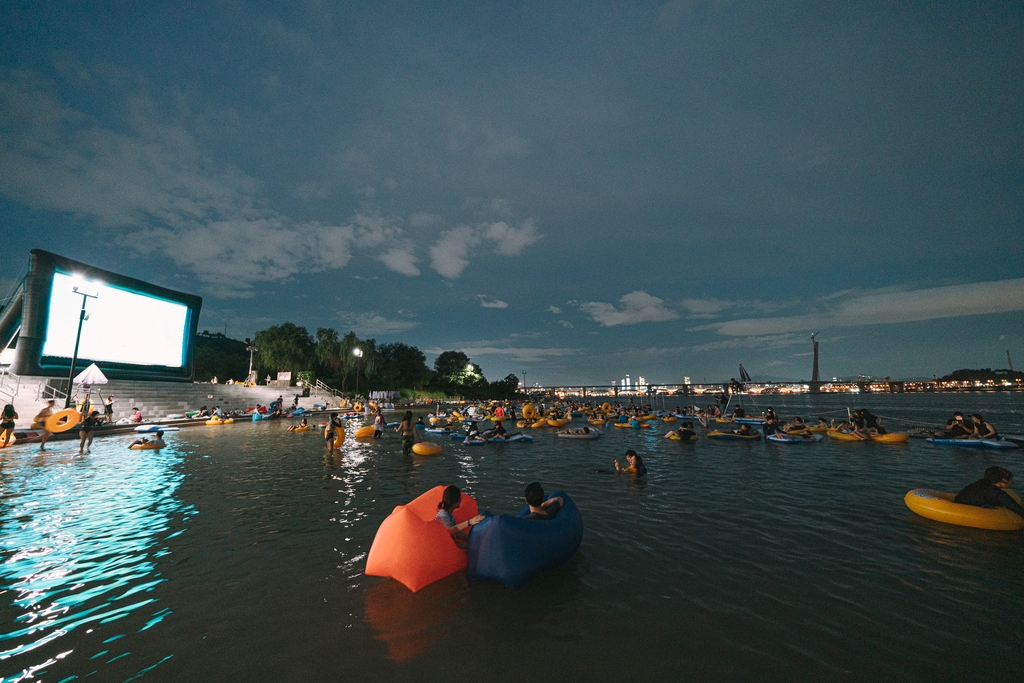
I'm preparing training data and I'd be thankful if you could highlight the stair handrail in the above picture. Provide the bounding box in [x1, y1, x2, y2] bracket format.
[313, 378, 342, 400]
[0, 366, 19, 403]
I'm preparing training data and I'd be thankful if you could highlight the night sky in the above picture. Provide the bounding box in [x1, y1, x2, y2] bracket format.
[2, 1, 1022, 385]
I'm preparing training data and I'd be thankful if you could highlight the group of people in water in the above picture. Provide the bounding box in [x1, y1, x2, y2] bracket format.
[434, 482, 565, 548]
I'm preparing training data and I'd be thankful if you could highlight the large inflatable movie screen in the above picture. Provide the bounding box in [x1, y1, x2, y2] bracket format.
[4, 250, 202, 381]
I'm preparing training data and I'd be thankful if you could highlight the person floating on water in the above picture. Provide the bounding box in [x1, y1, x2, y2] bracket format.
[970, 414, 998, 439]
[129, 430, 166, 449]
[734, 424, 756, 437]
[615, 449, 647, 475]
[287, 417, 308, 432]
[954, 467, 1024, 519]
[435, 485, 485, 549]
[523, 482, 563, 520]
[944, 412, 972, 438]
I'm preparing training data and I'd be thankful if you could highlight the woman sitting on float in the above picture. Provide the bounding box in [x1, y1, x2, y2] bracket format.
[435, 485, 485, 549]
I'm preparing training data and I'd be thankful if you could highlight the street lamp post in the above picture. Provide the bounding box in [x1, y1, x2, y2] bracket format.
[353, 348, 363, 394]
[245, 340, 258, 383]
[65, 283, 98, 409]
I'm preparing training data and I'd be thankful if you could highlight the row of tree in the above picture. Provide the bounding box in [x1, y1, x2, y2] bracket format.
[195, 324, 520, 399]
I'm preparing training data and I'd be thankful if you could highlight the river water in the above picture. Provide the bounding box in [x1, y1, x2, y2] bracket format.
[1, 394, 1022, 682]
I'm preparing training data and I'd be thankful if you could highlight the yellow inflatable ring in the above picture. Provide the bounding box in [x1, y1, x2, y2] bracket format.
[614, 422, 632, 428]
[130, 442, 164, 450]
[871, 432, 909, 443]
[325, 427, 345, 448]
[412, 442, 441, 456]
[522, 405, 536, 419]
[531, 419, 549, 428]
[45, 409, 81, 433]
[601, 402, 612, 412]
[516, 420, 526, 428]
[662, 416, 677, 423]
[0, 434, 16, 448]
[904, 489, 1024, 531]
[293, 425, 310, 432]
[354, 425, 375, 438]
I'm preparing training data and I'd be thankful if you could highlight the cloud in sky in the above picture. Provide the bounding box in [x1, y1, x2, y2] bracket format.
[380, 248, 420, 276]
[579, 291, 680, 326]
[429, 219, 541, 278]
[702, 279, 1024, 336]
[427, 345, 578, 364]
[344, 312, 419, 336]
[477, 295, 508, 309]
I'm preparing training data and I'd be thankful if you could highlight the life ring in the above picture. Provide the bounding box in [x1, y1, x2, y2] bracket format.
[293, 425, 310, 432]
[904, 489, 1024, 531]
[130, 441, 164, 450]
[522, 405, 536, 419]
[0, 434, 16, 448]
[601, 402, 612, 412]
[353, 403, 363, 412]
[412, 442, 441, 456]
[354, 425, 375, 438]
[324, 426, 345, 447]
[45, 409, 81, 433]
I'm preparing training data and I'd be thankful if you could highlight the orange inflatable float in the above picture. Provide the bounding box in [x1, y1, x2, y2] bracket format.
[365, 486, 479, 592]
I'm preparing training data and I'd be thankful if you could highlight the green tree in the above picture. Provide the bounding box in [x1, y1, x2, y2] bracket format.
[314, 328, 343, 376]
[489, 373, 521, 400]
[252, 323, 314, 374]
[432, 351, 488, 397]
[193, 331, 249, 382]
[377, 342, 431, 389]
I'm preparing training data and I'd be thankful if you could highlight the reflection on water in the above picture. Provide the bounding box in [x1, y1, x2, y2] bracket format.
[0, 439, 189, 681]
[0, 394, 1022, 681]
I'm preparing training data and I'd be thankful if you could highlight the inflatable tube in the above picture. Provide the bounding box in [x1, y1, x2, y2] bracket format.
[45, 409, 81, 434]
[707, 430, 760, 440]
[365, 486, 480, 591]
[904, 489, 1024, 531]
[547, 418, 571, 428]
[662, 416, 677, 423]
[506, 433, 533, 443]
[467, 491, 583, 588]
[588, 419, 607, 426]
[412, 442, 442, 456]
[767, 433, 823, 443]
[326, 428, 345, 448]
[601, 402, 612, 412]
[530, 420, 549, 429]
[251, 412, 263, 422]
[522, 405, 536, 419]
[667, 433, 698, 441]
[613, 422, 632, 429]
[870, 432, 910, 444]
[734, 417, 766, 425]
[415, 423, 425, 429]
[425, 428, 450, 434]
[927, 437, 987, 448]
[354, 426, 376, 438]
[293, 425, 310, 432]
[133, 426, 179, 433]
[165, 413, 185, 419]
[0, 434, 16, 448]
[130, 441, 165, 450]
[827, 429, 864, 441]
[290, 407, 305, 415]
[516, 420, 527, 428]
[556, 430, 600, 440]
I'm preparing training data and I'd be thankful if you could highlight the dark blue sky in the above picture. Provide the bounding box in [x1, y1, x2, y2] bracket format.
[2, 1, 1022, 384]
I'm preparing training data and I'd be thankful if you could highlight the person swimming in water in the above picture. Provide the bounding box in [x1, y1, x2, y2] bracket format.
[614, 450, 647, 475]
[954, 467, 1024, 519]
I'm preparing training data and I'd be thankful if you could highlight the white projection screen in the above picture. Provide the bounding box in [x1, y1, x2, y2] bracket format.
[42, 273, 190, 367]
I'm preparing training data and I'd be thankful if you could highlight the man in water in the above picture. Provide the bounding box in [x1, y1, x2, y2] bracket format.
[524, 482, 563, 520]
[954, 467, 1024, 519]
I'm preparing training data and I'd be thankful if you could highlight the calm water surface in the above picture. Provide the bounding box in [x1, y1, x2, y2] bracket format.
[2, 394, 1023, 682]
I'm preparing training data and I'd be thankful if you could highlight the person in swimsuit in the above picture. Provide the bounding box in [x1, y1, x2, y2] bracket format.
[523, 482, 563, 520]
[324, 412, 342, 453]
[33, 399, 56, 451]
[614, 450, 647, 475]
[434, 485, 485, 549]
[397, 411, 416, 455]
[129, 430, 166, 449]
[373, 409, 384, 439]
[1, 403, 18, 448]
[79, 409, 100, 453]
[287, 417, 308, 432]
[954, 467, 1024, 519]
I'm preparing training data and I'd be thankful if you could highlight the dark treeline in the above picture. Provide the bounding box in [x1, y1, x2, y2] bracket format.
[939, 368, 1024, 382]
[193, 325, 520, 399]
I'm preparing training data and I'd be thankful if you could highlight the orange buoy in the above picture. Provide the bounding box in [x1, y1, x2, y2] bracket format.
[354, 425, 375, 438]
[365, 486, 479, 591]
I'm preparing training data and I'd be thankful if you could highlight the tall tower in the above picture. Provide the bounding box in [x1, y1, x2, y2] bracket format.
[810, 333, 822, 393]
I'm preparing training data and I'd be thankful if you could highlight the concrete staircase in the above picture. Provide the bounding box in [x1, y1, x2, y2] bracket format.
[7, 377, 324, 428]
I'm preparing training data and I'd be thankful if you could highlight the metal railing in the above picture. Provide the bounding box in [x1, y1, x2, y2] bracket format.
[0, 367, 19, 403]
[312, 379, 343, 400]
[37, 380, 68, 403]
